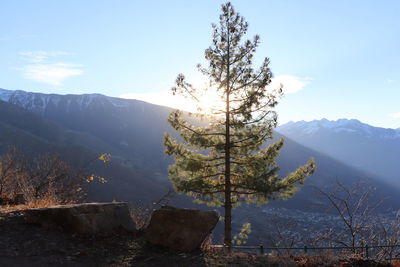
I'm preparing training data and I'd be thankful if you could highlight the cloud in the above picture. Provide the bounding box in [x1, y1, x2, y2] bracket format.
[120, 74, 312, 112]
[120, 90, 197, 112]
[389, 112, 400, 119]
[268, 75, 311, 94]
[21, 63, 83, 86]
[20, 50, 73, 63]
[18, 50, 82, 86]
[387, 78, 396, 84]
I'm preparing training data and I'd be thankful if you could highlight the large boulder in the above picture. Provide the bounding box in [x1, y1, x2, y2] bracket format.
[145, 206, 219, 251]
[24, 202, 136, 235]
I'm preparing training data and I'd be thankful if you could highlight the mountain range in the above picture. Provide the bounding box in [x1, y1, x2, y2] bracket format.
[277, 118, 400, 189]
[0, 88, 399, 212]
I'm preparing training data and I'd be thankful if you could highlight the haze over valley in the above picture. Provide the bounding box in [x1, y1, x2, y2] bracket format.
[1, 87, 400, 245]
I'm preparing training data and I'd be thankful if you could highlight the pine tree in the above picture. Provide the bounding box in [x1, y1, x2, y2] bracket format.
[164, 2, 315, 247]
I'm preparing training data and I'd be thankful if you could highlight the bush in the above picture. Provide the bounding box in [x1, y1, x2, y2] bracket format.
[0, 148, 100, 209]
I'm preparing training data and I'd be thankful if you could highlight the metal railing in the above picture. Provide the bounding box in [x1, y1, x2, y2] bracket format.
[211, 244, 400, 261]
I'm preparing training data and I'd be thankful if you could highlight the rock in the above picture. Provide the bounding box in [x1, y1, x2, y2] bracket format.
[24, 202, 136, 235]
[145, 206, 218, 251]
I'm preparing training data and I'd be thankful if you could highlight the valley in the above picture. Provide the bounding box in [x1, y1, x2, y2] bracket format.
[1, 88, 400, 246]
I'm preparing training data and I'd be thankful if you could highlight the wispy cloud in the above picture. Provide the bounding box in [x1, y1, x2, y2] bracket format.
[21, 63, 83, 86]
[389, 112, 400, 119]
[120, 90, 197, 112]
[19, 50, 73, 63]
[120, 74, 312, 112]
[269, 75, 312, 94]
[387, 78, 396, 84]
[18, 50, 82, 86]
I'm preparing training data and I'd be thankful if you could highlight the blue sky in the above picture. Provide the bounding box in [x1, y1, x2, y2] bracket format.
[1, 1, 399, 128]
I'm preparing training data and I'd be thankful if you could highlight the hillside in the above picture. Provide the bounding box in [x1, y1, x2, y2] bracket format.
[277, 119, 400, 189]
[0, 88, 399, 213]
[0, 99, 167, 203]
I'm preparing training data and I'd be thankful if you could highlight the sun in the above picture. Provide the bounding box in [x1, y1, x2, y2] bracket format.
[120, 76, 225, 115]
[194, 88, 225, 115]
[183, 76, 226, 115]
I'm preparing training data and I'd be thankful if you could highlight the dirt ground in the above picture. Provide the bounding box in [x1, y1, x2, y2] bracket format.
[0, 211, 394, 267]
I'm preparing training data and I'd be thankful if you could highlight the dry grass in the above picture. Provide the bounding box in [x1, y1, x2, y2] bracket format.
[0, 149, 92, 213]
[0, 192, 60, 213]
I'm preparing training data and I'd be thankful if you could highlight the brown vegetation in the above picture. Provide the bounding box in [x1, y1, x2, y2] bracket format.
[314, 182, 400, 260]
[0, 148, 108, 212]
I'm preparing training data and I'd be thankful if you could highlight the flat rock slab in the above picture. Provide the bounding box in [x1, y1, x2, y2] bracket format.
[145, 206, 218, 251]
[24, 202, 136, 235]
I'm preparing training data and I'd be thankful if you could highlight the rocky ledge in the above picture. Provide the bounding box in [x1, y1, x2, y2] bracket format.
[24, 202, 136, 236]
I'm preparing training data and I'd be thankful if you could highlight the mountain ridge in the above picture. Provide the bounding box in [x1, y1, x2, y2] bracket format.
[0, 87, 399, 211]
[279, 118, 400, 136]
[277, 118, 400, 189]
[3, 87, 398, 132]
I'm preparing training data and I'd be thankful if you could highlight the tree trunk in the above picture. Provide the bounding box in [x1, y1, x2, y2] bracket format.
[224, 96, 232, 248]
[224, 97, 232, 247]
[224, 15, 232, 248]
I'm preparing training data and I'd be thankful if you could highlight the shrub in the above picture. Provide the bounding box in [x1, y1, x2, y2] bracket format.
[0, 148, 108, 209]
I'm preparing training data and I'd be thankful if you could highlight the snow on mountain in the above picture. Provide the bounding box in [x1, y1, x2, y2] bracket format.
[277, 118, 400, 188]
[0, 88, 131, 114]
[2, 88, 398, 140]
[0, 88, 13, 102]
[278, 118, 400, 140]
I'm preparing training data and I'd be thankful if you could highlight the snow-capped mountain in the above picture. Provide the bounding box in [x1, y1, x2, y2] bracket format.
[0, 88, 134, 115]
[0, 87, 177, 203]
[0, 87, 174, 173]
[1, 88, 400, 210]
[278, 118, 400, 139]
[277, 119, 400, 187]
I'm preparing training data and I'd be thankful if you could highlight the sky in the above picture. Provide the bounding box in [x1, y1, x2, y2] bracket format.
[1, 0, 399, 128]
